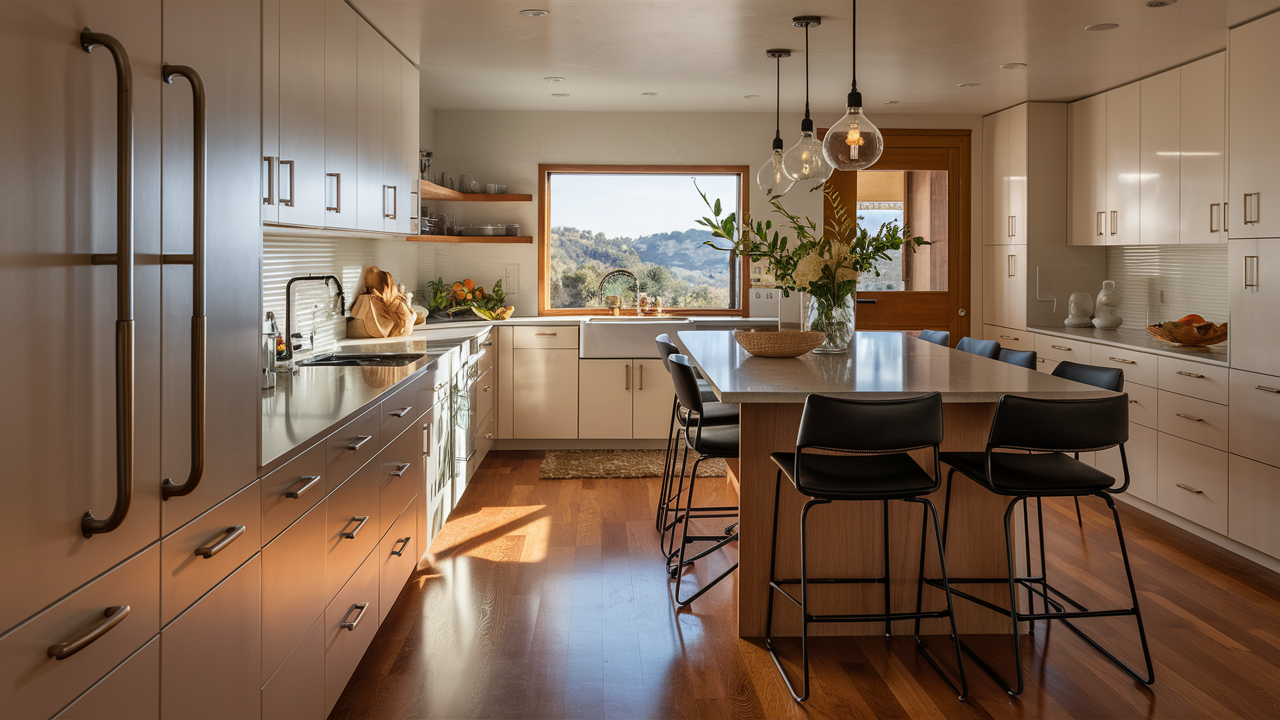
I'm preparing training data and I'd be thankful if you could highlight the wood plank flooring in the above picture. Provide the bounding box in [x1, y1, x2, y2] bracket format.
[329, 450, 1280, 720]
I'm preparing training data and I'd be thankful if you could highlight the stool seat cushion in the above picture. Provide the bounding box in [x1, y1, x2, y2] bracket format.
[941, 451, 1117, 496]
[682, 401, 739, 428]
[770, 452, 938, 500]
[692, 425, 740, 457]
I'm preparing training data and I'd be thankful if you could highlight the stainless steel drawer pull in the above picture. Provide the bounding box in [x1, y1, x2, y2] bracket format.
[325, 172, 341, 213]
[389, 406, 413, 418]
[1128, 400, 1138, 404]
[534, 331, 557, 337]
[638, 364, 644, 390]
[1051, 345, 1072, 352]
[195, 525, 246, 558]
[339, 602, 368, 631]
[390, 462, 411, 477]
[1110, 210, 1118, 235]
[1176, 413, 1206, 423]
[390, 536, 411, 557]
[1256, 385, 1280, 394]
[341, 516, 370, 539]
[1000, 335, 1018, 341]
[1109, 357, 1137, 365]
[279, 160, 295, 207]
[485, 432, 495, 439]
[285, 476, 321, 498]
[1176, 483, 1204, 495]
[1210, 203, 1221, 233]
[262, 156, 275, 206]
[347, 435, 373, 451]
[1244, 192, 1261, 225]
[47, 605, 131, 660]
[1037, 357, 1046, 363]
[1096, 210, 1105, 237]
[482, 384, 491, 392]
[1175, 370, 1206, 379]
[480, 340, 494, 347]
[1245, 255, 1260, 289]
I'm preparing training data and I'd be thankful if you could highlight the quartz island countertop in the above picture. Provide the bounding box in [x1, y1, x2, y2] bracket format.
[675, 330, 1121, 404]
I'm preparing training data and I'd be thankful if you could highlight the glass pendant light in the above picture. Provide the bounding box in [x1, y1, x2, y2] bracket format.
[783, 16, 834, 192]
[822, 0, 883, 171]
[756, 49, 795, 197]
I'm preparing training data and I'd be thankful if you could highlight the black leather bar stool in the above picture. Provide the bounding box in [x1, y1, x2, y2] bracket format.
[1052, 360, 1125, 526]
[918, 329, 950, 347]
[998, 348, 1037, 369]
[654, 336, 738, 550]
[766, 392, 967, 702]
[955, 336, 1001, 359]
[665, 354, 739, 605]
[934, 394, 1154, 696]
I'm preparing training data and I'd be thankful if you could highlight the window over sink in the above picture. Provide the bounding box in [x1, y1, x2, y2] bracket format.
[538, 165, 748, 315]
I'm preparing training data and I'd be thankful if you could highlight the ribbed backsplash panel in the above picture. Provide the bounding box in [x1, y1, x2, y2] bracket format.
[263, 231, 423, 349]
[1104, 245, 1229, 326]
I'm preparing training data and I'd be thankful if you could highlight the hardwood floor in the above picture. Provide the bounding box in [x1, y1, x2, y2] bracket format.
[329, 450, 1280, 719]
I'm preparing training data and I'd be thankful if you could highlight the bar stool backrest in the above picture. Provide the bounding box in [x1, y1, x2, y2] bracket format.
[797, 392, 943, 454]
[655, 334, 678, 373]
[668, 354, 704, 417]
[998, 348, 1037, 369]
[918, 329, 950, 347]
[988, 394, 1129, 455]
[956, 336, 1001, 359]
[1051, 360, 1124, 392]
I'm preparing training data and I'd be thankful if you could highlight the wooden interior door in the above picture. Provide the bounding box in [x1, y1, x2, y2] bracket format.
[821, 129, 971, 342]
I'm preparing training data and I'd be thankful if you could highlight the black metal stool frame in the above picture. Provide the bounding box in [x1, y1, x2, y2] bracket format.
[667, 406, 739, 606]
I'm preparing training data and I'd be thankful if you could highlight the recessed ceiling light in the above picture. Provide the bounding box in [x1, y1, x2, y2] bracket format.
[551, 92, 569, 97]
[1145, 0, 1176, 7]
[519, 9, 549, 17]
[640, 91, 657, 96]
[1085, 23, 1120, 31]
[883, 100, 899, 104]
[957, 82, 981, 88]
[742, 94, 760, 99]
[543, 76, 565, 83]
[1000, 63, 1027, 70]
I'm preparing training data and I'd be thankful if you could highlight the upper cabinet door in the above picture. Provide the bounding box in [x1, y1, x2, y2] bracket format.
[1229, 12, 1280, 239]
[1006, 103, 1028, 245]
[355, 20, 384, 233]
[983, 110, 1009, 244]
[277, 1, 325, 227]
[1105, 83, 1141, 245]
[1229, 238, 1280, 376]
[381, 44, 403, 233]
[323, 0, 358, 230]
[400, 54, 419, 235]
[1139, 68, 1180, 245]
[1068, 94, 1107, 246]
[1181, 52, 1226, 244]
[262, 1, 280, 224]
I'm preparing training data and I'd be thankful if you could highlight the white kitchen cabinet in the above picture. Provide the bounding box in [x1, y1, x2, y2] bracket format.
[324, 549, 379, 717]
[378, 503, 417, 623]
[261, 615, 324, 720]
[1092, 347, 1158, 388]
[1157, 433, 1228, 535]
[56, 639, 160, 720]
[1034, 334, 1090, 365]
[1157, 389, 1228, 451]
[513, 348, 580, 439]
[323, 0, 358, 230]
[1229, 238, 1280, 377]
[277, 1, 326, 227]
[1157, 356, 1229, 405]
[1140, 68, 1180, 245]
[1096, 423, 1158, 505]
[982, 244, 1026, 330]
[579, 359, 634, 439]
[1229, 368, 1280, 468]
[1069, 93, 1107, 246]
[982, 324, 1035, 352]
[983, 104, 1026, 245]
[262, 1, 280, 224]
[1181, 52, 1227, 244]
[355, 20, 384, 232]
[400, 54, 420, 234]
[1106, 83, 1141, 245]
[633, 359, 676, 439]
[381, 43, 403, 233]
[1229, 453, 1280, 559]
[1229, 10, 1280, 238]
[261, 499, 326, 686]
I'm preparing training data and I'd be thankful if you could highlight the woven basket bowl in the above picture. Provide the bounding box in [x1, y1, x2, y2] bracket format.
[734, 329, 826, 358]
[1146, 321, 1228, 347]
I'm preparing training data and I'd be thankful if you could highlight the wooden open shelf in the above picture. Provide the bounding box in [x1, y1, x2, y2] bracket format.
[419, 179, 532, 202]
[407, 234, 533, 244]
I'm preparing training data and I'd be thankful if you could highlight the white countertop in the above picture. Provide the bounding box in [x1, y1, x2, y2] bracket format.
[1028, 325, 1228, 366]
[675, 330, 1120, 404]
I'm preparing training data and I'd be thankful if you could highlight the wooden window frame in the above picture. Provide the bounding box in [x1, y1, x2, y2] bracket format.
[536, 164, 751, 317]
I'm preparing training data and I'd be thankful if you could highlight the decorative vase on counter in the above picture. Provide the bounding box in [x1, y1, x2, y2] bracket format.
[803, 291, 857, 353]
[1093, 280, 1123, 329]
[1065, 292, 1094, 328]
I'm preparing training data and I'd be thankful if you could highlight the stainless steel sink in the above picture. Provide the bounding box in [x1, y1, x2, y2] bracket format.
[297, 352, 425, 367]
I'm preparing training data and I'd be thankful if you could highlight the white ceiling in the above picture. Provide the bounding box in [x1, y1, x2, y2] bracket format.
[350, 0, 1280, 116]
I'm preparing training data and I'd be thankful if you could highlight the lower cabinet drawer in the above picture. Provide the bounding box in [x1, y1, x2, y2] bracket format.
[378, 426, 420, 536]
[1157, 434, 1228, 535]
[324, 548, 380, 717]
[378, 503, 418, 624]
[1157, 356, 1229, 404]
[262, 613, 324, 720]
[1229, 369, 1280, 468]
[379, 370, 433, 447]
[1126, 382, 1157, 429]
[160, 554, 261, 720]
[262, 499, 326, 685]
[161, 480, 261, 626]
[1157, 390, 1228, 451]
[1093, 347, 1158, 388]
[1035, 334, 1091, 364]
[55, 637, 160, 720]
[1096, 423, 1158, 505]
[1229, 453, 1280, 559]
[470, 410, 495, 481]
[982, 324, 1035, 352]
[0, 544, 160, 720]
[260, 443, 325, 546]
[1036, 357, 1059, 375]
[326, 460, 381, 604]
[326, 404, 382, 493]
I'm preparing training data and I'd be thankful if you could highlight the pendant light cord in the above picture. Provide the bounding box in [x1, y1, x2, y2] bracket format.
[803, 23, 811, 121]
[849, 0, 862, 106]
[775, 55, 781, 140]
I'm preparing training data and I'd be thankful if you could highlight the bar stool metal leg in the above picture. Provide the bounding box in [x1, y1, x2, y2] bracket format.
[765, 496, 827, 702]
[655, 395, 679, 532]
[670, 455, 739, 606]
[911, 497, 969, 701]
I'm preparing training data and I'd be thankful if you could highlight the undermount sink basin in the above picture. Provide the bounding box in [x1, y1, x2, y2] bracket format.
[579, 318, 692, 358]
[297, 352, 425, 367]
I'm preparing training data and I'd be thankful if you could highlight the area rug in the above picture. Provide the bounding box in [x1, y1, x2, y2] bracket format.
[538, 450, 727, 480]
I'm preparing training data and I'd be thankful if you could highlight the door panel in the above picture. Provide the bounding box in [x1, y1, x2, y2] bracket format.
[381, 43, 402, 232]
[277, 0, 325, 227]
[55, 638, 160, 720]
[1139, 68, 1180, 245]
[1181, 53, 1226, 244]
[323, 0, 358, 230]
[1069, 93, 1107, 246]
[633, 359, 676, 439]
[1106, 83, 1141, 245]
[1229, 12, 1280, 238]
[578, 359, 632, 439]
[356, 19, 384, 232]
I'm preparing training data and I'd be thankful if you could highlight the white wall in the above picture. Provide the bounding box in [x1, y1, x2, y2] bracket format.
[427, 109, 984, 327]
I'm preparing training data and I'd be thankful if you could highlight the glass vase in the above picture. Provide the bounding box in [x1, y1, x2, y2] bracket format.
[803, 292, 856, 353]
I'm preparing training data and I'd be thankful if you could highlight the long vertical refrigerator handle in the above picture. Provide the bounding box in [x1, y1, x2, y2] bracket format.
[160, 65, 207, 500]
[80, 28, 135, 538]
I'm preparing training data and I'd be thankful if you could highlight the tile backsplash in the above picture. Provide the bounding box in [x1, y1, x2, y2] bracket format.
[1104, 244, 1229, 326]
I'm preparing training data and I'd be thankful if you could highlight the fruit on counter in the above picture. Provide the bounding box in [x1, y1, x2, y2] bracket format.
[470, 305, 515, 321]
[426, 276, 510, 318]
[463, 278, 476, 291]
[1176, 314, 1206, 325]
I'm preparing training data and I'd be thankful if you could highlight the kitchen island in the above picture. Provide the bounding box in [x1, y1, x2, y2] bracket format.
[674, 330, 1120, 638]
